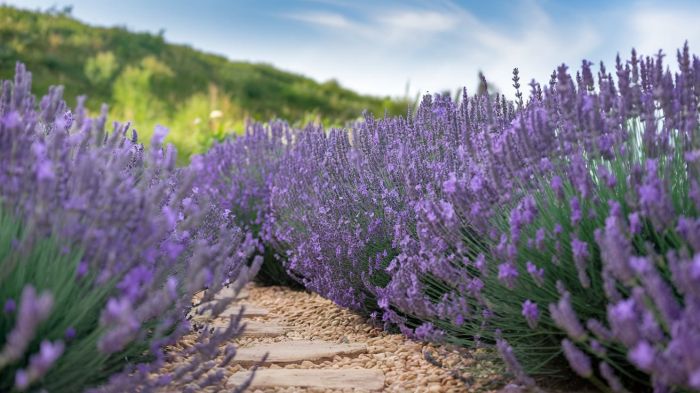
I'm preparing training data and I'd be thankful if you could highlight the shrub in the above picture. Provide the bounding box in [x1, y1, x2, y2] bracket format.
[0, 63, 260, 392]
[0, 207, 113, 392]
[269, 90, 514, 334]
[419, 45, 700, 391]
[270, 127, 375, 308]
[195, 120, 301, 287]
[269, 43, 700, 391]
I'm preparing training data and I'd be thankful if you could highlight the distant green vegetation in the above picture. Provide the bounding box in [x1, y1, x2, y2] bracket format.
[0, 5, 410, 160]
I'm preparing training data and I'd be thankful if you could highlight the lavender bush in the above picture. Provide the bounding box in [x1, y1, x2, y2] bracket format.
[269, 90, 514, 333]
[268, 44, 700, 391]
[0, 63, 260, 392]
[270, 126, 379, 309]
[366, 88, 518, 338]
[194, 120, 300, 286]
[416, 46, 700, 391]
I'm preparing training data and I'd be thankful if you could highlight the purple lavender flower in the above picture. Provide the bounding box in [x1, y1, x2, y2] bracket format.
[571, 237, 590, 288]
[414, 322, 444, 341]
[551, 175, 564, 198]
[597, 165, 617, 189]
[597, 209, 634, 283]
[570, 196, 582, 226]
[75, 260, 88, 279]
[521, 300, 539, 329]
[534, 227, 546, 251]
[562, 339, 592, 378]
[0, 286, 53, 367]
[639, 159, 675, 231]
[475, 253, 488, 276]
[607, 297, 643, 348]
[599, 362, 625, 392]
[526, 261, 544, 287]
[628, 341, 656, 372]
[496, 335, 536, 387]
[15, 340, 65, 391]
[628, 212, 642, 235]
[589, 339, 606, 356]
[64, 327, 76, 341]
[549, 291, 586, 341]
[3, 299, 16, 314]
[498, 262, 519, 289]
[586, 318, 613, 342]
[443, 172, 457, 194]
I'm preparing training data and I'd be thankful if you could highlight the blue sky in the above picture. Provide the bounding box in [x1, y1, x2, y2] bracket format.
[5, 0, 700, 98]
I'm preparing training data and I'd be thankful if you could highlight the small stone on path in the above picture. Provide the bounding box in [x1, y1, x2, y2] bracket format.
[212, 320, 288, 337]
[219, 304, 269, 318]
[228, 368, 385, 390]
[190, 304, 269, 322]
[232, 340, 367, 366]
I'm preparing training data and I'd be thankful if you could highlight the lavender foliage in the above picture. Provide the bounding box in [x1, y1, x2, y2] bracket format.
[0, 63, 259, 392]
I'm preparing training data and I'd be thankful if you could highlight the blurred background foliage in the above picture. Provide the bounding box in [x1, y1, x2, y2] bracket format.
[0, 5, 412, 161]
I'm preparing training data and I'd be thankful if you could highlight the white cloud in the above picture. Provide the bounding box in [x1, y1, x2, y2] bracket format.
[286, 11, 354, 29]
[451, 2, 602, 95]
[627, 6, 700, 57]
[270, 1, 700, 98]
[285, 5, 463, 45]
[376, 10, 459, 33]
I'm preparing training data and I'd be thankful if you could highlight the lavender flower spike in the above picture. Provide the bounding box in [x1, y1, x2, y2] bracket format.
[521, 300, 540, 329]
[562, 339, 592, 378]
[549, 290, 586, 341]
[15, 340, 65, 391]
[0, 286, 54, 369]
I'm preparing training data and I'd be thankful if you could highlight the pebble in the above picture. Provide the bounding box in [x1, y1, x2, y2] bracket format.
[427, 383, 442, 392]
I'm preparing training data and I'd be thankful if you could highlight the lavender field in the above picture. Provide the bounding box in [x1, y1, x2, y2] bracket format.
[1, 2, 700, 393]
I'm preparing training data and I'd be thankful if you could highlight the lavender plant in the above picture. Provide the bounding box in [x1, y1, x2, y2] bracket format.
[269, 43, 700, 391]
[269, 90, 514, 335]
[366, 89, 517, 338]
[0, 63, 260, 392]
[418, 46, 700, 391]
[195, 120, 300, 286]
[270, 126, 379, 310]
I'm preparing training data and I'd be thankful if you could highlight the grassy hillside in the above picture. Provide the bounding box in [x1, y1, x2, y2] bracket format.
[0, 5, 409, 159]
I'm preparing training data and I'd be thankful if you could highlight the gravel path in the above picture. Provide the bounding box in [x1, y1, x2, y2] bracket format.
[173, 283, 511, 392]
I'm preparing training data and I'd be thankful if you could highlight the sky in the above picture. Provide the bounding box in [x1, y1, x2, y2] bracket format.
[5, 0, 700, 98]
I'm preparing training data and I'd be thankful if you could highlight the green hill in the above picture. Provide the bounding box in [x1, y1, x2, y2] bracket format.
[0, 5, 408, 159]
